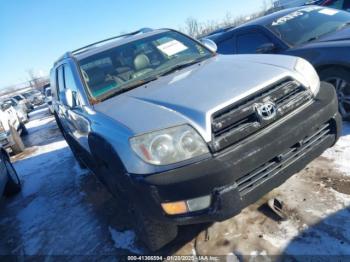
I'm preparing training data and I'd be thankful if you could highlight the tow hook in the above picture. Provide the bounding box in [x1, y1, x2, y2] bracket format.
[267, 197, 288, 220]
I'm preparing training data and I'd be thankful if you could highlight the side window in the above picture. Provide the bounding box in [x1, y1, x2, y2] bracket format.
[63, 64, 81, 106]
[216, 37, 235, 54]
[236, 31, 271, 54]
[57, 66, 65, 100]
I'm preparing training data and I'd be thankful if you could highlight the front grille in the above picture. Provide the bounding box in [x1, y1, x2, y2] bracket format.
[210, 79, 313, 152]
[236, 123, 331, 196]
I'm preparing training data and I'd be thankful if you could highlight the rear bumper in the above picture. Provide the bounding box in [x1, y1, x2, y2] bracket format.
[127, 83, 341, 225]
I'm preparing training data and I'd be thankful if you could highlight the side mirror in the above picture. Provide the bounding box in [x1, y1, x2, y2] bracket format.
[200, 38, 218, 53]
[256, 43, 277, 54]
[61, 89, 77, 108]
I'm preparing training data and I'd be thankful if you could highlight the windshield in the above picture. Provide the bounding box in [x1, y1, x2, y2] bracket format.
[22, 93, 31, 98]
[78, 31, 212, 100]
[266, 6, 350, 46]
[13, 95, 23, 101]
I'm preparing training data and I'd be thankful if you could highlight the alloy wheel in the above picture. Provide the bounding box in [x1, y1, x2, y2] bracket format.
[325, 77, 350, 119]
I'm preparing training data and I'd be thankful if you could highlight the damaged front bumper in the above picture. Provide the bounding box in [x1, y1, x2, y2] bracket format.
[127, 82, 342, 225]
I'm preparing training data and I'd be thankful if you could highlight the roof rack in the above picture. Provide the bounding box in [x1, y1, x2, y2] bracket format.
[54, 28, 153, 66]
[71, 27, 154, 55]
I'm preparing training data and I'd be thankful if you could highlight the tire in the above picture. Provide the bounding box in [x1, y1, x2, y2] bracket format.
[134, 209, 178, 251]
[4, 156, 21, 196]
[319, 67, 350, 121]
[20, 123, 28, 136]
[10, 126, 24, 154]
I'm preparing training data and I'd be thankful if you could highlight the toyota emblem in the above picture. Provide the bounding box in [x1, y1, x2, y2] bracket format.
[256, 101, 277, 121]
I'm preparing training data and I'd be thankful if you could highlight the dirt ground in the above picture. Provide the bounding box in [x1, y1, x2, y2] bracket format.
[1, 105, 350, 259]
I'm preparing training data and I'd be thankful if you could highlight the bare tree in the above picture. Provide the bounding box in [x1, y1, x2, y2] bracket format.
[27, 69, 41, 89]
[184, 17, 201, 37]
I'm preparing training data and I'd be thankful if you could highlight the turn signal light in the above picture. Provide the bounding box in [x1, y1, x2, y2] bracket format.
[161, 201, 188, 215]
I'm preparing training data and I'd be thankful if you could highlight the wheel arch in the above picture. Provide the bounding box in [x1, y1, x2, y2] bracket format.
[315, 63, 350, 75]
[88, 132, 128, 175]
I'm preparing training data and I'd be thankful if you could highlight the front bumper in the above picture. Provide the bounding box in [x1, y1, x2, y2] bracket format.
[127, 82, 341, 225]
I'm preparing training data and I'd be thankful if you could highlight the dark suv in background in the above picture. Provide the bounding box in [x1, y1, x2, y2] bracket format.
[206, 6, 350, 119]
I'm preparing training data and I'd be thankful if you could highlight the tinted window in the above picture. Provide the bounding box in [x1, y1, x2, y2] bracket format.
[266, 6, 350, 45]
[13, 95, 23, 101]
[216, 37, 235, 54]
[57, 66, 65, 100]
[236, 32, 271, 54]
[323, 0, 344, 9]
[63, 64, 80, 105]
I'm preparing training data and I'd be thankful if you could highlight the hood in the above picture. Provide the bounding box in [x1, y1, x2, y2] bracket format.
[94, 54, 300, 141]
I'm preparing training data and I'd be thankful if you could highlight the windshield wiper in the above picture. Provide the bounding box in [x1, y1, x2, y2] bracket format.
[305, 36, 320, 43]
[337, 22, 350, 31]
[99, 75, 159, 102]
[159, 57, 207, 77]
[99, 56, 209, 102]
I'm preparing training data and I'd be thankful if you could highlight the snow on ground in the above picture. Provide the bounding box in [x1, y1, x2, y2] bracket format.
[1, 105, 350, 258]
[322, 122, 350, 175]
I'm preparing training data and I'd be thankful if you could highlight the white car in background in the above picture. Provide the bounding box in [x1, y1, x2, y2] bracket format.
[12, 94, 33, 112]
[0, 103, 27, 154]
[1, 99, 29, 123]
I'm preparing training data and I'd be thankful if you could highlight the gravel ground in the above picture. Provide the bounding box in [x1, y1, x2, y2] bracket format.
[0, 105, 349, 259]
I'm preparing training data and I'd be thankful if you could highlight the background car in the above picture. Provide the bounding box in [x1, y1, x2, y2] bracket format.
[206, 6, 350, 119]
[22, 90, 45, 106]
[0, 147, 21, 198]
[0, 104, 27, 154]
[44, 87, 54, 114]
[274, 0, 350, 11]
[1, 99, 29, 123]
[12, 94, 33, 112]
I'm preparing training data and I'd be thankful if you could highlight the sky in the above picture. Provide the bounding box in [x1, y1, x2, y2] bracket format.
[0, 0, 268, 89]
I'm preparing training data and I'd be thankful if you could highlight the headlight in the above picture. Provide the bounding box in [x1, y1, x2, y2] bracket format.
[130, 125, 209, 165]
[294, 58, 320, 96]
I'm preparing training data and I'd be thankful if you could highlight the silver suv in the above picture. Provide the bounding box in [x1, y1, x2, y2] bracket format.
[51, 28, 341, 250]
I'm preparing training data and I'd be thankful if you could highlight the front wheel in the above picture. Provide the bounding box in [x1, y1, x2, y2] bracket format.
[133, 209, 178, 251]
[320, 67, 350, 120]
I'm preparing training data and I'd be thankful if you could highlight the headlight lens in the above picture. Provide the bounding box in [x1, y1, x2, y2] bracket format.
[130, 125, 209, 165]
[294, 58, 320, 96]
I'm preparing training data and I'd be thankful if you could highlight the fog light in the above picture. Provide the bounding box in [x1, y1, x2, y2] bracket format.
[161, 201, 188, 215]
[186, 195, 211, 212]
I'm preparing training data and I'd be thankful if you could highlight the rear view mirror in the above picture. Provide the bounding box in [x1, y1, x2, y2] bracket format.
[256, 43, 277, 54]
[200, 38, 218, 53]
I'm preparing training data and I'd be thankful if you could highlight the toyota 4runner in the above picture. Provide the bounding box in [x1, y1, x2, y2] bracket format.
[51, 28, 341, 251]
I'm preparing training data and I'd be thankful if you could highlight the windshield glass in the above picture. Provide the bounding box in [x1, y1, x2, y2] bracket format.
[13, 95, 23, 101]
[78, 31, 212, 100]
[266, 6, 350, 46]
[22, 93, 31, 98]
